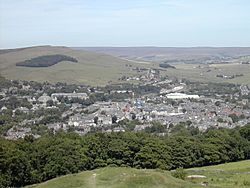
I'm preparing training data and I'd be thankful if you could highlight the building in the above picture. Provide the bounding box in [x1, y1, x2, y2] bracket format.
[38, 93, 52, 103]
[51, 92, 88, 101]
[166, 93, 200, 99]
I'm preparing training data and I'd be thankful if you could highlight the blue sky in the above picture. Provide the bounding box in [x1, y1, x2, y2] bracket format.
[0, 0, 250, 48]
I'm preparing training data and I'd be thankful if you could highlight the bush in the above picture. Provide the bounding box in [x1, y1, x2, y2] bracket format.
[171, 167, 187, 180]
[243, 180, 250, 186]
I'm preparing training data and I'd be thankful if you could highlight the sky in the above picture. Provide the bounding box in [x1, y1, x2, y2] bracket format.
[0, 0, 250, 48]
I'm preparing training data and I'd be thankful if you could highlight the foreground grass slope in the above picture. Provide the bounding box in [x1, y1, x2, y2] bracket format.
[186, 160, 250, 188]
[27, 167, 200, 188]
[27, 160, 250, 188]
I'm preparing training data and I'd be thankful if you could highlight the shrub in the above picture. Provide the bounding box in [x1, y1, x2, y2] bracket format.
[243, 180, 250, 186]
[171, 167, 187, 180]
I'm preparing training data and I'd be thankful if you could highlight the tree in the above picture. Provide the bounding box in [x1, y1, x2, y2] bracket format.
[94, 116, 98, 125]
[229, 114, 239, 123]
[46, 100, 54, 107]
[0, 124, 249, 187]
[182, 108, 187, 113]
[239, 124, 250, 141]
[171, 167, 187, 180]
[215, 101, 221, 106]
[131, 113, 136, 120]
[112, 115, 117, 124]
[134, 141, 171, 170]
[217, 118, 224, 123]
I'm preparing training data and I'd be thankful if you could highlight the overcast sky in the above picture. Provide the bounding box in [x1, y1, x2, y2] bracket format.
[0, 0, 250, 48]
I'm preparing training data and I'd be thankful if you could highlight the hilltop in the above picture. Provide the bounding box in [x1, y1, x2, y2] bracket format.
[1, 46, 250, 85]
[0, 46, 153, 85]
[78, 47, 250, 62]
[76, 47, 250, 84]
[27, 167, 200, 188]
[27, 160, 250, 188]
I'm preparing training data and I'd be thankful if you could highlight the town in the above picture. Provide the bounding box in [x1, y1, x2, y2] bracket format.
[0, 70, 249, 140]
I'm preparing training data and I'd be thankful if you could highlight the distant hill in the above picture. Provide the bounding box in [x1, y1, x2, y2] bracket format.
[0, 46, 33, 55]
[26, 167, 200, 188]
[78, 47, 250, 62]
[1, 46, 250, 85]
[0, 46, 152, 85]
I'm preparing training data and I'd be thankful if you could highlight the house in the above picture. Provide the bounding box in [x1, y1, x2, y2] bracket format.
[0, 106, 7, 112]
[16, 107, 30, 113]
[166, 93, 200, 99]
[51, 92, 88, 101]
[97, 115, 112, 125]
[242, 99, 249, 105]
[113, 127, 125, 132]
[5, 127, 32, 140]
[38, 93, 52, 104]
[0, 92, 6, 97]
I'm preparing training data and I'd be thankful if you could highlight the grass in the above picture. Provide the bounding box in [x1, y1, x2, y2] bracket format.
[26, 160, 250, 188]
[1, 46, 250, 85]
[186, 160, 250, 188]
[0, 46, 154, 86]
[26, 167, 201, 188]
[161, 63, 250, 84]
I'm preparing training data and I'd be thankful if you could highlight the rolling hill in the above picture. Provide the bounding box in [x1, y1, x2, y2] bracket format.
[26, 160, 250, 188]
[75, 47, 250, 85]
[78, 47, 250, 62]
[186, 160, 250, 188]
[26, 167, 200, 188]
[1, 46, 250, 85]
[0, 46, 153, 85]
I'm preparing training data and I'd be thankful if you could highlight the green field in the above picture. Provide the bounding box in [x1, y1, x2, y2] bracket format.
[1, 46, 250, 85]
[161, 63, 250, 84]
[27, 160, 250, 188]
[0, 46, 154, 86]
[26, 167, 200, 188]
[186, 160, 250, 188]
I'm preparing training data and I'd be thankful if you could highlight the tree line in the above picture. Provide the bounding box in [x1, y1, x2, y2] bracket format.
[0, 124, 249, 187]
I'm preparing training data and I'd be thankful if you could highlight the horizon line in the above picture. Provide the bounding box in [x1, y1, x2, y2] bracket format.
[1, 45, 250, 50]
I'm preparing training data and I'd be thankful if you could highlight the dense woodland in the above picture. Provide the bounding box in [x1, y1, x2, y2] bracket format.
[159, 63, 176, 69]
[16, 54, 78, 67]
[0, 124, 249, 187]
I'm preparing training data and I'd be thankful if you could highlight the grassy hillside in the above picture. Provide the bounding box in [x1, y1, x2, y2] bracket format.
[79, 47, 250, 84]
[160, 63, 250, 84]
[27, 167, 200, 188]
[1, 46, 249, 85]
[186, 160, 250, 188]
[27, 160, 250, 188]
[78, 47, 250, 62]
[0, 46, 154, 85]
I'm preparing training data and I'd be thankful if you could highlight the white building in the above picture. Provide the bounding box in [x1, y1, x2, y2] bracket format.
[38, 93, 52, 103]
[51, 92, 88, 101]
[166, 93, 200, 99]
